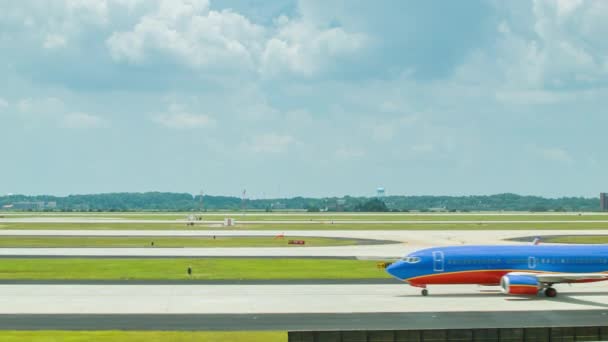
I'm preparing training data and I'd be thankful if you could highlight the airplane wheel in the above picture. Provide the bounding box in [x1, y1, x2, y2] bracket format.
[544, 287, 557, 298]
[421, 289, 429, 296]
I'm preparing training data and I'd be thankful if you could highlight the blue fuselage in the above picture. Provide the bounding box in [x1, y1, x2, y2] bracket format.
[386, 245, 608, 286]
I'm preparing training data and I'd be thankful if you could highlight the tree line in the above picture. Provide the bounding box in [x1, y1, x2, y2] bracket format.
[0, 192, 601, 212]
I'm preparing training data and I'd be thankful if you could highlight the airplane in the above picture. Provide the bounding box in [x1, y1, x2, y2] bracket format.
[385, 244, 608, 297]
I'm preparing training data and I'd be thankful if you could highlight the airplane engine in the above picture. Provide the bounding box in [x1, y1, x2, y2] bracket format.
[500, 274, 540, 295]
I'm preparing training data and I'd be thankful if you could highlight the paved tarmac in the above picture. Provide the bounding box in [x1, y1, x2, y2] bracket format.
[3, 311, 608, 331]
[1, 229, 605, 245]
[2, 283, 608, 315]
[3, 283, 608, 330]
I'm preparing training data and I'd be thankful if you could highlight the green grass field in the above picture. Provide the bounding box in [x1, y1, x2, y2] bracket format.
[0, 258, 389, 280]
[0, 331, 285, 342]
[2, 221, 608, 230]
[544, 236, 608, 244]
[0, 236, 362, 248]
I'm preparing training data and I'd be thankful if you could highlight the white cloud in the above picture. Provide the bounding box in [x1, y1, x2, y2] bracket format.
[285, 109, 313, 125]
[0, 0, 117, 51]
[555, 0, 583, 17]
[43, 34, 67, 49]
[495, 90, 570, 105]
[491, 0, 608, 92]
[434, 0, 608, 109]
[62, 112, 105, 128]
[368, 115, 419, 143]
[335, 147, 365, 160]
[105, 0, 366, 77]
[535, 146, 573, 163]
[398, 115, 419, 126]
[237, 100, 280, 121]
[0, 98, 8, 110]
[371, 124, 394, 142]
[65, 0, 109, 21]
[260, 19, 367, 77]
[16, 97, 64, 114]
[1, 1, 368, 80]
[17, 99, 33, 113]
[155, 113, 213, 129]
[154, 104, 215, 129]
[248, 133, 294, 153]
[411, 144, 434, 153]
[107, 0, 264, 70]
[11, 98, 105, 128]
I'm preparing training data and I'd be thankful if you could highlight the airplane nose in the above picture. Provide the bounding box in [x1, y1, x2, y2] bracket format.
[386, 261, 404, 280]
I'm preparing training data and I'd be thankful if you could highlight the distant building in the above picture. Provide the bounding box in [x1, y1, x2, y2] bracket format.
[6, 201, 57, 211]
[376, 187, 385, 198]
[322, 198, 349, 212]
[336, 199, 346, 212]
[12, 201, 45, 210]
[601, 193, 608, 211]
[271, 202, 286, 210]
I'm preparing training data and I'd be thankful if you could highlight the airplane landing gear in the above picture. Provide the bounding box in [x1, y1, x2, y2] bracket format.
[544, 287, 557, 298]
[421, 289, 429, 296]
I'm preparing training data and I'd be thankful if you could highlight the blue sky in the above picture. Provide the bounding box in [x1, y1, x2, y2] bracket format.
[0, 0, 606, 198]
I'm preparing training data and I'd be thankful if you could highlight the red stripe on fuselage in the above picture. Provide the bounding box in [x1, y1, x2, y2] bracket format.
[408, 270, 509, 286]
[407, 269, 608, 286]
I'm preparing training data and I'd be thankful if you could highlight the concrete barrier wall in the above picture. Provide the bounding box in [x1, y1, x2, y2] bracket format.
[289, 326, 608, 342]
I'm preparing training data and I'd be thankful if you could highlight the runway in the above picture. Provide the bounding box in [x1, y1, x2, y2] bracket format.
[1, 229, 605, 244]
[1, 283, 608, 330]
[2, 283, 608, 315]
[3, 311, 608, 331]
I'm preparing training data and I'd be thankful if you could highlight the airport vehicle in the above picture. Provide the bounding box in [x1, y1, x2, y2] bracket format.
[386, 245, 608, 297]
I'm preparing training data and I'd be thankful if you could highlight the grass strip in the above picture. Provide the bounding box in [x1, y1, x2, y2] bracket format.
[544, 236, 608, 244]
[0, 330, 285, 342]
[0, 258, 389, 280]
[0, 236, 361, 248]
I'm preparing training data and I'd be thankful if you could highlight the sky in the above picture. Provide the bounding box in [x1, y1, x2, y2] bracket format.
[0, 0, 607, 198]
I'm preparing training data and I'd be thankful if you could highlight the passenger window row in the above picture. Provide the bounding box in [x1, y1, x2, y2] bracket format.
[445, 258, 608, 266]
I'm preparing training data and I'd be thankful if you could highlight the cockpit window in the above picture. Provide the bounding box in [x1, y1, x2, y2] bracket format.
[402, 257, 421, 263]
